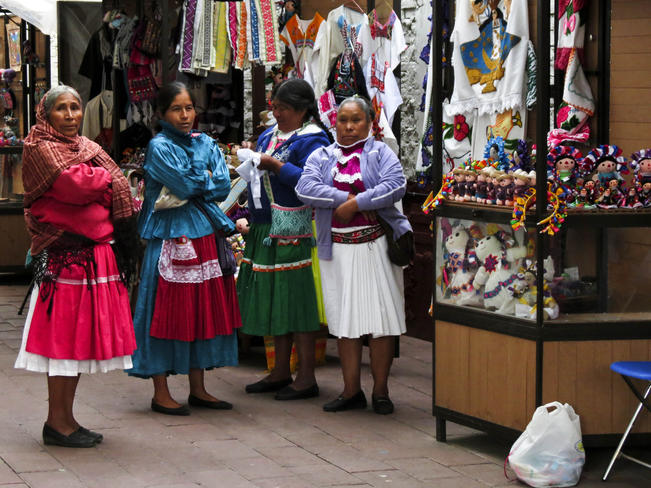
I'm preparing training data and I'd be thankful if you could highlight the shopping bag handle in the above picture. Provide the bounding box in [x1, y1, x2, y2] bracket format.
[541, 401, 564, 415]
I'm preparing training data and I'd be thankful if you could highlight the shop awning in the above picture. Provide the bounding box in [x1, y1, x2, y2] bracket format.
[0, 0, 57, 36]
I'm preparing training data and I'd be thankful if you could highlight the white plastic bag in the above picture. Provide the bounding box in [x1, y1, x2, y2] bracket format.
[507, 402, 585, 487]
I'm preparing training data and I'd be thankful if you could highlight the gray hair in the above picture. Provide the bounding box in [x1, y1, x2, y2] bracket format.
[43, 85, 82, 116]
[338, 96, 374, 122]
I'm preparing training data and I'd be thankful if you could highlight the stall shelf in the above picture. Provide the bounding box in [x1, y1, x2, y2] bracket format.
[429, 0, 651, 448]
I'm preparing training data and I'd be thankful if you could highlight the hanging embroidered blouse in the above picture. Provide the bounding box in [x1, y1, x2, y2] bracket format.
[331, 139, 375, 228]
[280, 13, 325, 88]
[447, 0, 529, 117]
[313, 6, 371, 97]
[367, 9, 407, 71]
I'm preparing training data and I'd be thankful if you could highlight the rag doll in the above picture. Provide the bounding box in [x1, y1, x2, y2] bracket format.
[512, 169, 530, 201]
[442, 226, 482, 306]
[473, 232, 528, 315]
[582, 145, 628, 207]
[496, 173, 514, 206]
[464, 169, 477, 201]
[630, 149, 651, 207]
[513, 257, 559, 320]
[547, 145, 582, 205]
[475, 167, 489, 204]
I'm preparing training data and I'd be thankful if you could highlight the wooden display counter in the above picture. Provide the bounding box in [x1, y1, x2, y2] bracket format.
[434, 320, 651, 446]
[0, 204, 29, 272]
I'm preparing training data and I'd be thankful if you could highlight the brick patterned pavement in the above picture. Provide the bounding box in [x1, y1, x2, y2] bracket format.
[0, 283, 649, 487]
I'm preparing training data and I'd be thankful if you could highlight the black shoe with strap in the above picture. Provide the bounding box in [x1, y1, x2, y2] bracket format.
[78, 426, 103, 443]
[372, 395, 394, 415]
[323, 390, 367, 412]
[151, 399, 190, 416]
[42, 423, 97, 448]
[188, 394, 233, 410]
[274, 383, 319, 401]
[245, 377, 293, 393]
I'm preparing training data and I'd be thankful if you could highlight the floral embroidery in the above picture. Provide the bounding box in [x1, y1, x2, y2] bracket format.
[370, 55, 389, 92]
[453, 114, 470, 141]
[369, 9, 396, 40]
[483, 254, 498, 273]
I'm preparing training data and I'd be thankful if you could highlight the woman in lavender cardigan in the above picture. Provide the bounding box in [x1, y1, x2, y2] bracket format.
[296, 96, 411, 415]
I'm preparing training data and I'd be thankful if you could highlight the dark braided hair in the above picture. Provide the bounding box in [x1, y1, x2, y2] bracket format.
[271, 79, 333, 143]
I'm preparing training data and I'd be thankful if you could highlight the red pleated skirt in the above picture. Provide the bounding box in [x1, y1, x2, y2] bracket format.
[26, 243, 137, 361]
[150, 234, 241, 342]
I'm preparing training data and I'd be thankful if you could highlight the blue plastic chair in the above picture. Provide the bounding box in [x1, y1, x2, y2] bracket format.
[602, 361, 651, 481]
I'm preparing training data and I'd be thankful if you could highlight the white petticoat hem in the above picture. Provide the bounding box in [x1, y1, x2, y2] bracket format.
[13, 286, 133, 376]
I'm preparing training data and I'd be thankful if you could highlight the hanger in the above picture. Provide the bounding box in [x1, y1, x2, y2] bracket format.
[342, 0, 365, 14]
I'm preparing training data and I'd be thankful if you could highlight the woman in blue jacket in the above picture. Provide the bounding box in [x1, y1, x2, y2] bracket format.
[238, 79, 331, 401]
[296, 96, 411, 415]
[128, 82, 240, 415]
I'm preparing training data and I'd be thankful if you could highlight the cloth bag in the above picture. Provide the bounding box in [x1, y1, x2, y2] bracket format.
[377, 216, 414, 267]
[507, 402, 585, 487]
[154, 186, 188, 211]
[262, 172, 313, 246]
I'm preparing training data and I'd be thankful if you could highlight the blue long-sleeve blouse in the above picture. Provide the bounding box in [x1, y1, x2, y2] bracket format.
[138, 121, 235, 240]
[248, 123, 331, 224]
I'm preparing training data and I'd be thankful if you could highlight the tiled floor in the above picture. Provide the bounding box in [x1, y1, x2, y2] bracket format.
[0, 282, 649, 487]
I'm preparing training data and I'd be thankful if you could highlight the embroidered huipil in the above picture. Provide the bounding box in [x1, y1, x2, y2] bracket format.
[280, 13, 325, 88]
[368, 9, 406, 71]
[313, 6, 371, 97]
[363, 10, 407, 155]
[331, 141, 375, 228]
[447, 0, 529, 116]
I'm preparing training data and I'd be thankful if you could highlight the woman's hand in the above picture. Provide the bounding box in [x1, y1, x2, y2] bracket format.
[257, 154, 284, 174]
[333, 194, 359, 224]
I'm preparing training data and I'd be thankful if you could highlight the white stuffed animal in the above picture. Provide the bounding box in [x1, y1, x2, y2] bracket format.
[473, 232, 527, 315]
[442, 226, 482, 306]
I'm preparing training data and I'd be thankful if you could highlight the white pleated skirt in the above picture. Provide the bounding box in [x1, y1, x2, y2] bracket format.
[320, 226, 406, 339]
[14, 287, 133, 376]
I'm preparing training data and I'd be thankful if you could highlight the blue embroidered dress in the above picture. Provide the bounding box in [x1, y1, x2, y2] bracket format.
[127, 121, 238, 378]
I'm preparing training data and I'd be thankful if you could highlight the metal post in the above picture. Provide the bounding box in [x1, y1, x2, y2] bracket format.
[534, 0, 551, 408]
[431, 0, 444, 437]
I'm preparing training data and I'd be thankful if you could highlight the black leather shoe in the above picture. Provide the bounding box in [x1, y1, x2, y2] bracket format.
[42, 424, 97, 448]
[372, 395, 394, 415]
[151, 400, 190, 416]
[78, 426, 103, 443]
[245, 377, 293, 393]
[323, 390, 367, 412]
[274, 384, 319, 401]
[188, 394, 233, 410]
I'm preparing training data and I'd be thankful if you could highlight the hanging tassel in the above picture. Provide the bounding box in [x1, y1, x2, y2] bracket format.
[263, 236, 273, 247]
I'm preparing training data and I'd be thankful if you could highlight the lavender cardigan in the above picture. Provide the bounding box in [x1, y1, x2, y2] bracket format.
[296, 138, 412, 260]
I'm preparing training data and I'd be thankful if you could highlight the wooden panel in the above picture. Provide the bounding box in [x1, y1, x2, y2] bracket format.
[543, 340, 651, 435]
[435, 321, 536, 431]
[611, 19, 649, 37]
[610, 0, 651, 156]
[0, 213, 30, 268]
[611, 0, 651, 19]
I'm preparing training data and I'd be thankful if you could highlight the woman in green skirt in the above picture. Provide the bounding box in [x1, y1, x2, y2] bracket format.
[237, 79, 331, 400]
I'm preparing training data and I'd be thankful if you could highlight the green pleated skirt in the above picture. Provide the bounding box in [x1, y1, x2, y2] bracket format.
[237, 223, 320, 336]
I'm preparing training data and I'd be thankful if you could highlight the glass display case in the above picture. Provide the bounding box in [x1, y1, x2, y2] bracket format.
[428, 0, 651, 448]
